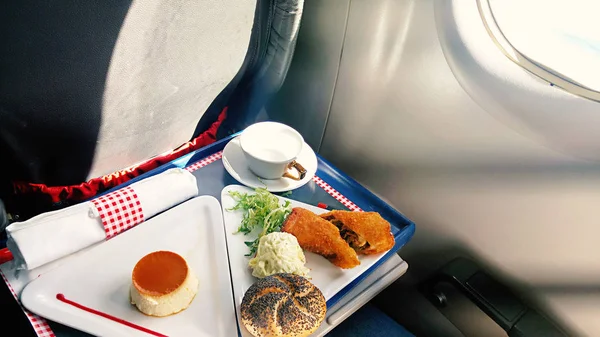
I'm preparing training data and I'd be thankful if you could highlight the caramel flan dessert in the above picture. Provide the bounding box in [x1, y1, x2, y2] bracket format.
[130, 251, 199, 317]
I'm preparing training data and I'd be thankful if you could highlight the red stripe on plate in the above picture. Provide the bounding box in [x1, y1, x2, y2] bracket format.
[56, 294, 167, 337]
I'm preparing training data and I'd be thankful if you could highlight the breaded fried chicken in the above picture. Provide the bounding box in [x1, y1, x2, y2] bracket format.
[282, 208, 360, 269]
[320, 211, 394, 255]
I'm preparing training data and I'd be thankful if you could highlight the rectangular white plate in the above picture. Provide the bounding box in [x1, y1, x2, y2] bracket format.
[221, 185, 390, 337]
[21, 196, 236, 337]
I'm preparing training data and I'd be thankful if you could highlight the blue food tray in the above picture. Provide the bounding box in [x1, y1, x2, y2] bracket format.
[4, 133, 415, 337]
[101, 133, 416, 309]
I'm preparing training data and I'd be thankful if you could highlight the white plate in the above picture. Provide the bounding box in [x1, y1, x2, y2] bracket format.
[21, 196, 236, 337]
[221, 185, 390, 337]
[222, 136, 318, 192]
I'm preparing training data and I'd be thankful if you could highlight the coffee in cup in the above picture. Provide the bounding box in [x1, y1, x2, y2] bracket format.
[239, 122, 307, 180]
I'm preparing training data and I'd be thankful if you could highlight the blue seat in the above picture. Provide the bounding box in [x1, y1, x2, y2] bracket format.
[327, 303, 415, 337]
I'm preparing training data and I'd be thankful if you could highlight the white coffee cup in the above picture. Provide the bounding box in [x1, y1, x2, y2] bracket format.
[239, 122, 307, 180]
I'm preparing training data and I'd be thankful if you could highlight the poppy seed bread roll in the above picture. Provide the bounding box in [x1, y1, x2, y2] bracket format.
[241, 273, 326, 337]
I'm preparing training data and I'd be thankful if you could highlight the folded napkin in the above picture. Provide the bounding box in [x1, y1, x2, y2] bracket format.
[6, 168, 198, 271]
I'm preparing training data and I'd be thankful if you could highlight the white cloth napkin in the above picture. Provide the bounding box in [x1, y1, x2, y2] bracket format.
[6, 168, 198, 271]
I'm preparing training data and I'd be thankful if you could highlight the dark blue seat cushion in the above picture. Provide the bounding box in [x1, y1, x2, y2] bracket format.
[326, 303, 415, 337]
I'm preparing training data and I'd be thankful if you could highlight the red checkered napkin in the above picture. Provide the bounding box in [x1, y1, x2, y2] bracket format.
[185, 151, 223, 172]
[91, 186, 144, 239]
[313, 176, 363, 212]
[0, 269, 55, 337]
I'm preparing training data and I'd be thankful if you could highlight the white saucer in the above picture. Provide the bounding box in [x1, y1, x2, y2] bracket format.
[222, 136, 318, 192]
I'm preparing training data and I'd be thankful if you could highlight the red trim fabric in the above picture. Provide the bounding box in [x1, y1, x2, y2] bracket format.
[12, 108, 227, 204]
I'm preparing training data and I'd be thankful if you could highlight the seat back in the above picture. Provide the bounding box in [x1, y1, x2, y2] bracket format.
[0, 0, 304, 216]
[1, 1, 256, 185]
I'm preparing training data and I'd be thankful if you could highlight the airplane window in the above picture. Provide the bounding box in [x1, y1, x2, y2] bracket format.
[480, 0, 600, 100]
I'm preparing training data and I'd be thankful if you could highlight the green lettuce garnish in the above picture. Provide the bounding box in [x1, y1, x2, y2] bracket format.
[228, 188, 292, 256]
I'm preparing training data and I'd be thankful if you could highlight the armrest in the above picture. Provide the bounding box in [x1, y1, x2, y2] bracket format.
[421, 258, 567, 337]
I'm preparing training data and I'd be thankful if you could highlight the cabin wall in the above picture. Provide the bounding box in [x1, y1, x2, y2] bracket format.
[271, 0, 600, 335]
